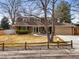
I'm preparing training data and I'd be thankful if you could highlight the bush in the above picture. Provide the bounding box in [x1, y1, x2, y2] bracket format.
[16, 30, 31, 34]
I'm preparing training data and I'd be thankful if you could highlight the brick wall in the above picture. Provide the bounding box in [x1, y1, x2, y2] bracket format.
[55, 26, 73, 35]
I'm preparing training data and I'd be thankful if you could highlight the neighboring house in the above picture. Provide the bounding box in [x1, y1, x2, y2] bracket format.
[12, 17, 76, 35]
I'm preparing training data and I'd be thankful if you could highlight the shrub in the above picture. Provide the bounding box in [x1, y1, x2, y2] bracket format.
[16, 30, 31, 34]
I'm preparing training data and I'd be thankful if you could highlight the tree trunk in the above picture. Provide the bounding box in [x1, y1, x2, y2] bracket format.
[43, 0, 51, 48]
[12, 18, 15, 25]
[50, 0, 56, 42]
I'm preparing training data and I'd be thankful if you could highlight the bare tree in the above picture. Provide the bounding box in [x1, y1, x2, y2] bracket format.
[38, 0, 50, 48]
[21, 0, 58, 48]
[0, 0, 22, 24]
[36, 0, 58, 48]
[50, 0, 57, 42]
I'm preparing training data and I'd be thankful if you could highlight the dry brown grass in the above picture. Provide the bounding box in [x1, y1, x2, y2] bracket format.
[0, 34, 63, 47]
[0, 34, 47, 43]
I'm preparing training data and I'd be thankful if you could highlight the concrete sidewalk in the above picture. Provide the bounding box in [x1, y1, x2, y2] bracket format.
[0, 49, 79, 59]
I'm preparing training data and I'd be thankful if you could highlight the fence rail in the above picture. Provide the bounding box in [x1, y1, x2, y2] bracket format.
[0, 40, 73, 51]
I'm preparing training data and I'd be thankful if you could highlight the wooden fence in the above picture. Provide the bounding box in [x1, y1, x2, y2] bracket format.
[74, 27, 79, 35]
[0, 40, 73, 51]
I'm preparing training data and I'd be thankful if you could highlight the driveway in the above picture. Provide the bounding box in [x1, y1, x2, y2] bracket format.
[56, 35, 79, 49]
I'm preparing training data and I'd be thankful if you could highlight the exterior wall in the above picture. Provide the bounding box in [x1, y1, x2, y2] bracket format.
[13, 25, 74, 35]
[55, 26, 73, 35]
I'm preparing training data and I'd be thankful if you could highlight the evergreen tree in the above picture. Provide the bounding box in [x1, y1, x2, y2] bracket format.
[55, 0, 71, 23]
[1, 17, 10, 29]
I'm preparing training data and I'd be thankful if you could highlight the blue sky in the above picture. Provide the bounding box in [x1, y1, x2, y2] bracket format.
[0, 0, 79, 23]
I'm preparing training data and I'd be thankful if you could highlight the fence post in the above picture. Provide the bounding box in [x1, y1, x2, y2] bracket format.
[47, 39, 50, 49]
[57, 41, 59, 48]
[25, 42, 27, 50]
[47, 42, 49, 49]
[71, 40, 73, 48]
[2, 43, 5, 51]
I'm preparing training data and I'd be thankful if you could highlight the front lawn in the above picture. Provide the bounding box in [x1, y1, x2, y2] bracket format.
[0, 34, 63, 47]
[0, 34, 48, 43]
